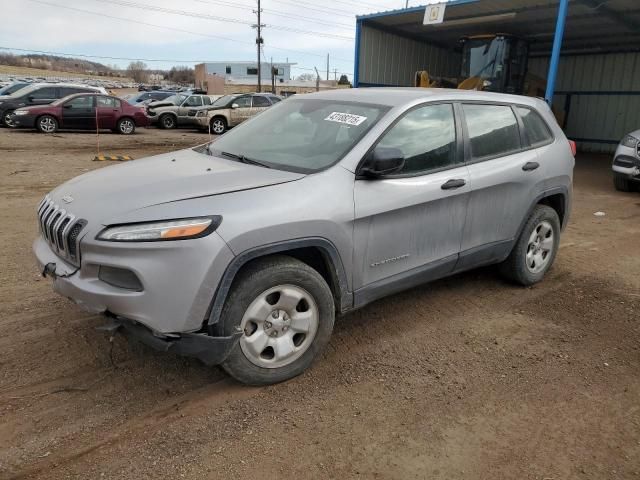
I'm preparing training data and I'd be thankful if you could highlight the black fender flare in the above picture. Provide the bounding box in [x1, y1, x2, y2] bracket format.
[514, 186, 570, 242]
[207, 237, 352, 327]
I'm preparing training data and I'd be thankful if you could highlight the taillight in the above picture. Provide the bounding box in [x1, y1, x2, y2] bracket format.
[568, 140, 577, 157]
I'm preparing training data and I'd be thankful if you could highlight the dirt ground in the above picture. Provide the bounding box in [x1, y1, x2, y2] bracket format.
[0, 126, 638, 480]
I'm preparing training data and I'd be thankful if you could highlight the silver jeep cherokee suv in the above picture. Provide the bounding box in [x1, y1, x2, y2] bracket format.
[34, 88, 574, 385]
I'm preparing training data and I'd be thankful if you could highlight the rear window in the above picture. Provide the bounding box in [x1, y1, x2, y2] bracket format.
[463, 104, 521, 159]
[517, 107, 553, 146]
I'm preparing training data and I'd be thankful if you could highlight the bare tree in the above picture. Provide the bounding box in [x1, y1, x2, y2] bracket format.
[127, 61, 148, 83]
[296, 73, 316, 82]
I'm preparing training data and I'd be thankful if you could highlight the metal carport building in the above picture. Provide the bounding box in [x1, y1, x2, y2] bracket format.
[353, 0, 640, 152]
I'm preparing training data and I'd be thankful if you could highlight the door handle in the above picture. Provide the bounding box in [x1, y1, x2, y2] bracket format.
[522, 161, 540, 171]
[441, 178, 466, 190]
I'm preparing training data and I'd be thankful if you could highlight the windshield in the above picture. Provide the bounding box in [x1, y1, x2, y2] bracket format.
[461, 37, 506, 81]
[212, 95, 234, 107]
[208, 98, 388, 173]
[0, 83, 28, 96]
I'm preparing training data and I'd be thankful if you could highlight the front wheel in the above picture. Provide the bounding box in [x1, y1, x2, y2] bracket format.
[613, 173, 634, 192]
[216, 255, 335, 385]
[159, 114, 176, 129]
[500, 205, 560, 286]
[210, 117, 227, 134]
[3, 110, 15, 127]
[117, 117, 135, 135]
[36, 115, 58, 133]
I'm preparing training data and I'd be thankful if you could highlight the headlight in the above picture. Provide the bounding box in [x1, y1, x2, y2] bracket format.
[97, 216, 221, 242]
[14, 110, 29, 116]
[621, 135, 639, 148]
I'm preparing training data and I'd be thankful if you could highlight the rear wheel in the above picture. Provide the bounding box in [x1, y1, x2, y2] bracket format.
[210, 117, 227, 134]
[117, 117, 135, 135]
[159, 114, 176, 129]
[216, 255, 335, 385]
[613, 173, 634, 192]
[36, 115, 58, 134]
[500, 205, 560, 286]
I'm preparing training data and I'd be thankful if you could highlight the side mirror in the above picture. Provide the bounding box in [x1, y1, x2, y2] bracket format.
[231, 103, 239, 109]
[27, 95, 35, 102]
[360, 147, 405, 178]
[63, 103, 73, 109]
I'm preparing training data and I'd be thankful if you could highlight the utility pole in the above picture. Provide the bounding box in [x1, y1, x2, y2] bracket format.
[314, 67, 320, 92]
[334, 68, 337, 81]
[253, 0, 264, 92]
[326, 53, 329, 81]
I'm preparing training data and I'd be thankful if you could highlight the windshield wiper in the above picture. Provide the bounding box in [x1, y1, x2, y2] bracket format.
[220, 151, 272, 169]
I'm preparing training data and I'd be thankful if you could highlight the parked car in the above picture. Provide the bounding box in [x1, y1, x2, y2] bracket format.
[0, 83, 107, 127]
[147, 93, 218, 129]
[10, 93, 149, 134]
[612, 130, 640, 191]
[192, 92, 282, 133]
[0, 81, 31, 97]
[125, 90, 174, 106]
[33, 89, 574, 385]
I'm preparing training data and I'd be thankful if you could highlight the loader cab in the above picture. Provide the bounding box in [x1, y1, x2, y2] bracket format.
[460, 35, 529, 95]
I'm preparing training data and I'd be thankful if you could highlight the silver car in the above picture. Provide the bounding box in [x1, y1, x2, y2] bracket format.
[147, 93, 218, 129]
[34, 88, 574, 385]
[612, 130, 640, 191]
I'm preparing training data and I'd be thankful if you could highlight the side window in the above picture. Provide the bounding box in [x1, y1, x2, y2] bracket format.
[203, 96, 212, 105]
[30, 87, 57, 99]
[252, 96, 271, 107]
[234, 96, 251, 108]
[225, 66, 231, 74]
[97, 96, 119, 108]
[65, 96, 94, 109]
[463, 104, 521, 159]
[376, 103, 457, 175]
[269, 96, 281, 103]
[517, 107, 553, 146]
[184, 96, 203, 107]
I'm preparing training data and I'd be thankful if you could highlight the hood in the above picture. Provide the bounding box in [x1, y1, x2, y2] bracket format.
[48, 147, 305, 224]
[147, 100, 177, 109]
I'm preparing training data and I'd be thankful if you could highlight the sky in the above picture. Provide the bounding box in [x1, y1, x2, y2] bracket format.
[0, 0, 422, 79]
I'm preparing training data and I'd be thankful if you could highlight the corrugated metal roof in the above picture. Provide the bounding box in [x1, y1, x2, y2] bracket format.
[357, 0, 640, 55]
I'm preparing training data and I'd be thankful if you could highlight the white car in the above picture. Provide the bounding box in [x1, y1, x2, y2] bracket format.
[613, 130, 640, 191]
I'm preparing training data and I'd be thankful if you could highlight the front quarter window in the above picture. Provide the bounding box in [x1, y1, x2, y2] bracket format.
[209, 98, 388, 173]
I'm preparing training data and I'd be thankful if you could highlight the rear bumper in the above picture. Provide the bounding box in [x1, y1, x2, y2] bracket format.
[100, 316, 241, 366]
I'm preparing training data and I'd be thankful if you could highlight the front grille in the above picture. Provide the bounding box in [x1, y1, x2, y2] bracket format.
[37, 195, 87, 266]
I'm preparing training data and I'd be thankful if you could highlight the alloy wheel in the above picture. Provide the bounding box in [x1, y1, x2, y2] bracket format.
[119, 119, 134, 134]
[211, 119, 225, 134]
[39, 117, 56, 133]
[239, 284, 319, 369]
[525, 220, 554, 273]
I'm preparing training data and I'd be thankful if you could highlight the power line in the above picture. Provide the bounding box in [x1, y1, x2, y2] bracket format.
[22, 0, 354, 64]
[269, 0, 357, 19]
[85, 0, 355, 41]
[187, 0, 355, 29]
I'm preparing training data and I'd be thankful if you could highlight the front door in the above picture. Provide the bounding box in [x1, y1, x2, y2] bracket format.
[178, 95, 203, 124]
[26, 86, 58, 106]
[458, 103, 545, 269]
[229, 95, 252, 126]
[353, 103, 470, 303]
[61, 95, 96, 129]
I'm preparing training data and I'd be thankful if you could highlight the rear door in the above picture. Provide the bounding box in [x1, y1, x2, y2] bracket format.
[250, 95, 271, 118]
[458, 102, 545, 269]
[61, 95, 96, 129]
[353, 102, 470, 297]
[96, 95, 120, 129]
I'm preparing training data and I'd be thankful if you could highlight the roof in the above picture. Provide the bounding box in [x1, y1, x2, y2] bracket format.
[202, 61, 297, 66]
[357, 0, 640, 56]
[302, 87, 548, 109]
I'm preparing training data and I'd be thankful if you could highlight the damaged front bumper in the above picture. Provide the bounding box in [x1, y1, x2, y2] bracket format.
[99, 316, 241, 366]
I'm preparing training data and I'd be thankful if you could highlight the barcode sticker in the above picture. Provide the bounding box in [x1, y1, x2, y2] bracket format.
[324, 112, 367, 126]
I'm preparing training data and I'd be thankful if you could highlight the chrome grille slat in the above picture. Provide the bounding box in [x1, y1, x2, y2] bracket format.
[36, 195, 86, 266]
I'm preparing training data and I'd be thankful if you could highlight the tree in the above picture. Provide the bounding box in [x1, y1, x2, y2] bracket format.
[338, 74, 351, 86]
[127, 61, 148, 83]
[167, 66, 195, 85]
[296, 73, 316, 82]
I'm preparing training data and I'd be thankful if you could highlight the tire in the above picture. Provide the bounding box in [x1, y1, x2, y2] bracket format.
[159, 114, 176, 129]
[613, 173, 633, 192]
[3, 110, 15, 127]
[210, 116, 227, 135]
[36, 115, 58, 134]
[116, 117, 136, 135]
[215, 255, 335, 385]
[500, 205, 561, 286]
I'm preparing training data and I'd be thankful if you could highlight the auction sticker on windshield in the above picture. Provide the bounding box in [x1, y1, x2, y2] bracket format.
[324, 112, 367, 126]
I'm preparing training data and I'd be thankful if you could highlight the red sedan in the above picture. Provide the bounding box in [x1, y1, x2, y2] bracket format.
[9, 93, 150, 134]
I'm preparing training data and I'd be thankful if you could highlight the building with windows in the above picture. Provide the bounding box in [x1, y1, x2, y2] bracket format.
[195, 61, 294, 83]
